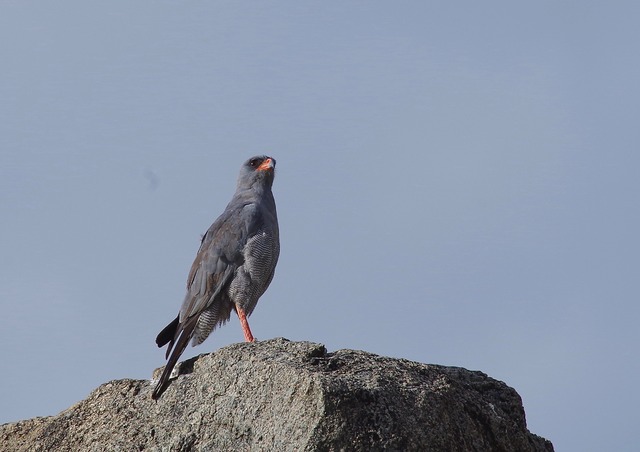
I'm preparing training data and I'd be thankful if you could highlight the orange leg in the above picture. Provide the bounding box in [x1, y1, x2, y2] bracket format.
[236, 307, 255, 342]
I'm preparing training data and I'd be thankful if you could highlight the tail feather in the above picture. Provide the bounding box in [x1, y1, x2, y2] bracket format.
[156, 316, 179, 351]
[152, 316, 197, 400]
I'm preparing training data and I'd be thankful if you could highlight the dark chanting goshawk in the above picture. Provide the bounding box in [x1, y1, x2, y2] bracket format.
[152, 156, 280, 400]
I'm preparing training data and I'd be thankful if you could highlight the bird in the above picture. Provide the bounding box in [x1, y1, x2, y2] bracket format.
[152, 155, 280, 400]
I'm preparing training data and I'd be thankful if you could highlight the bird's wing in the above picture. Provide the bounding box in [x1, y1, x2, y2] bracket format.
[153, 205, 252, 400]
[179, 203, 253, 321]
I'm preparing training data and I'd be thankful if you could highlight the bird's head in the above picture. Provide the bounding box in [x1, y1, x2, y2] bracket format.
[237, 155, 276, 191]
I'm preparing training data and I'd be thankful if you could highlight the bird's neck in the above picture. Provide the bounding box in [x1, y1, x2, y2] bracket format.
[234, 183, 274, 204]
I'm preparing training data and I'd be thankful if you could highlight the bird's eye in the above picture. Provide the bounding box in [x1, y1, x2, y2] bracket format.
[249, 158, 260, 167]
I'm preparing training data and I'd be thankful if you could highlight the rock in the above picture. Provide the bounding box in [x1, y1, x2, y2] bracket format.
[0, 338, 553, 451]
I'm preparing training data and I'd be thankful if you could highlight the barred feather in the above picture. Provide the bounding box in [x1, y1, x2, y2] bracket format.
[192, 301, 233, 346]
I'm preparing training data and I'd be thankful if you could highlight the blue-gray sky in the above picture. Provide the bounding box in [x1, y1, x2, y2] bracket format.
[1, 3, 638, 451]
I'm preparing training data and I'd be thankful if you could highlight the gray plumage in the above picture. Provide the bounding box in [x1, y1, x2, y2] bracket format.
[152, 155, 279, 400]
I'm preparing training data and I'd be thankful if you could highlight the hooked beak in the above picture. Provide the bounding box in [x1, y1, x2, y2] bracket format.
[257, 157, 275, 172]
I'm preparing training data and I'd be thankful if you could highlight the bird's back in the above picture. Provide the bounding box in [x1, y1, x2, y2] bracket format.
[187, 186, 279, 343]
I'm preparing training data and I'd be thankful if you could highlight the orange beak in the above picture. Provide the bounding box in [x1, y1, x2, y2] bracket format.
[257, 158, 274, 172]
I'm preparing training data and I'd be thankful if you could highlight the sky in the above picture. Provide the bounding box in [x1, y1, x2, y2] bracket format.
[1, 2, 638, 451]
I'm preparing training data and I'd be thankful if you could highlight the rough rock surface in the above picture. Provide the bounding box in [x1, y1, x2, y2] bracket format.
[0, 338, 553, 451]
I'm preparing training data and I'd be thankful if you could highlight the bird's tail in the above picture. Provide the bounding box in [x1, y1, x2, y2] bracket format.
[152, 316, 197, 400]
[156, 315, 179, 352]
